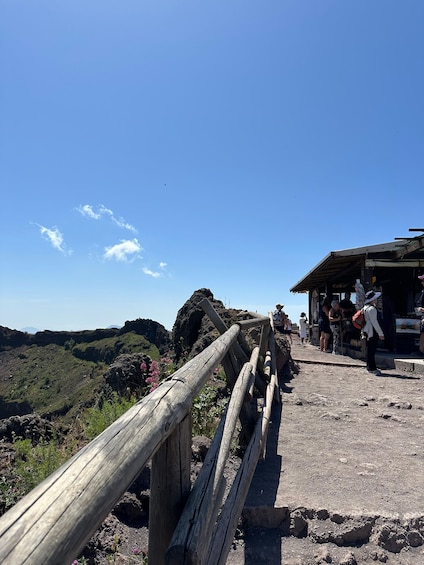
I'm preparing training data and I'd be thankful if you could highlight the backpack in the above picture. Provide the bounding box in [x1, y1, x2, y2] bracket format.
[352, 308, 366, 330]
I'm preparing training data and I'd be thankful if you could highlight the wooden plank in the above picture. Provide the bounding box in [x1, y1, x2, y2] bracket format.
[0, 324, 240, 565]
[166, 360, 255, 564]
[251, 322, 270, 397]
[247, 346, 260, 400]
[208, 367, 279, 564]
[393, 235, 424, 259]
[199, 298, 249, 366]
[237, 317, 269, 330]
[268, 330, 280, 404]
[207, 417, 264, 565]
[244, 311, 269, 320]
[198, 298, 257, 439]
[261, 371, 277, 459]
[149, 413, 192, 564]
[365, 259, 424, 267]
[166, 415, 227, 565]
[259, 320, 270, 359]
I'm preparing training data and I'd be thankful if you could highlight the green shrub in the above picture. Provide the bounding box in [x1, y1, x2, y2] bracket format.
[13, 437, 68, 494]
[5, 394, 138, 507]
[0, 474, 25, 514]
[191, 382, 227, 438]
[83, 393, 137, 441]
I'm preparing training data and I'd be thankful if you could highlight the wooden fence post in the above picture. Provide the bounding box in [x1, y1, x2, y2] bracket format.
[148, 413, 192, 564]
[199, 298, 249, 370]
[0, 325, 241, 564]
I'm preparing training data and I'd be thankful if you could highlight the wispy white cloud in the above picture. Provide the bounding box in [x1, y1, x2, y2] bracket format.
[143, 262, 168, 278]
[77, 204, 101, 220]
[143, 267, 161, 278]
[77, 204, 137, 233]
[37, 224, 72, 255]
[99, 205, 137, 232]
[103, 238, 142, 262]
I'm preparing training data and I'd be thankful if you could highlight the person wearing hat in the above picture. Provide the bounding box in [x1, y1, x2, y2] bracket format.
[415, 275, 424, 355]
[272, 303, 286, 333]
[363, 290, 385, 375]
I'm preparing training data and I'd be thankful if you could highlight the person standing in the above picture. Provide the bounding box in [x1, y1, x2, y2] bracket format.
[285, 316, 293, 343]
[319, 296, 331, 352]
[363, 290, 385, 375]
[272, 304, 286, 333]
[299, 312, 308, 344]
[339, 292, 355, 320]
[328, 299, 342, 354]
[415, 274, 424, 355]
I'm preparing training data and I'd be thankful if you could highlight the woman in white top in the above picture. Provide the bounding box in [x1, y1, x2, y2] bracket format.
[363, 290, 384, 375]
[299, 313, 308, 344]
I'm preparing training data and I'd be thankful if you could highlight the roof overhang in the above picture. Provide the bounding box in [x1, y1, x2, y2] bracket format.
[290, 235, 424, 293]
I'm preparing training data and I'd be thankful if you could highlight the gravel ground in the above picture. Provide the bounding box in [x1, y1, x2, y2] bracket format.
[226, 339, 424, 565]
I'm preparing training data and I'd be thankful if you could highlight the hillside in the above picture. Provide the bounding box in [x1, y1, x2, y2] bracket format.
[0, 320, 168, 422]
[0, 289, 255, 423]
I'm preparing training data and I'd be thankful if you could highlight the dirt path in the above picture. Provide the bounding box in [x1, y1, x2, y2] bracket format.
[227, 340, 424, 564]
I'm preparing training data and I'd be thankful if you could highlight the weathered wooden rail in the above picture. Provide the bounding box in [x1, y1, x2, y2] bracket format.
[0, 300, 282, 564]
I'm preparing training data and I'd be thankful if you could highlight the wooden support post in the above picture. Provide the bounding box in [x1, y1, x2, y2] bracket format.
[247, 347, 260, 400]
[149, 413, 192, 565]
[261, 368, 278, 459]
[363, 266, 374, 292]
[166, 361, 255, 565]
[235, 327, 252, 359]
[207, 418, 263, 565]
[199, 298, 249, 367]
[259, 321, 270, 360]
[268, 331, 281, 403]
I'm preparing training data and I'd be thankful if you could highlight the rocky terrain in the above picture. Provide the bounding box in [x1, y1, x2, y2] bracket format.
[226, 340, 424, 564]
[0, 317, 172, 354]
[0, 288, 275, 562]
[3, 290, 421, 564]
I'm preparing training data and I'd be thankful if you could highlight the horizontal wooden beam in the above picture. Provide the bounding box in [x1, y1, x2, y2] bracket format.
[365, 259, 424, 268]
[393, 235, 424, 259]
[0, 324, 241, 565]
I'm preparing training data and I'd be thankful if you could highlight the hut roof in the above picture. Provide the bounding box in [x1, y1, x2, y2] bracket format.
[290, 233, 424, 293]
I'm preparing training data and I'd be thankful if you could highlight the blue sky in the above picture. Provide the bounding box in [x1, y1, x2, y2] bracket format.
[1, 0, 423, 332]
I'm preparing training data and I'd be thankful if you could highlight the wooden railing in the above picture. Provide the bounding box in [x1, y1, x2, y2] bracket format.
[0, 300, 280, 565]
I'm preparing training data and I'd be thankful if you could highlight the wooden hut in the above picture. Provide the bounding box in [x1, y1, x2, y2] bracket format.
[290, 229, 424, 354]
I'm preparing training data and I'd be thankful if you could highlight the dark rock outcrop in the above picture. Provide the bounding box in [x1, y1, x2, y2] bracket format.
[191, 435, 212, 462]
[0, 398, 33, 420]
[0, 327, 120, 350]
[119, 319, 171, 354]
[172, 288, 253, 361]
[113, 492, 147, 522]
[0, 319, 171, 354]
[0, 326, 29, 349]
[103, 353, 152, 395]
[0, 414, 58, 444]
